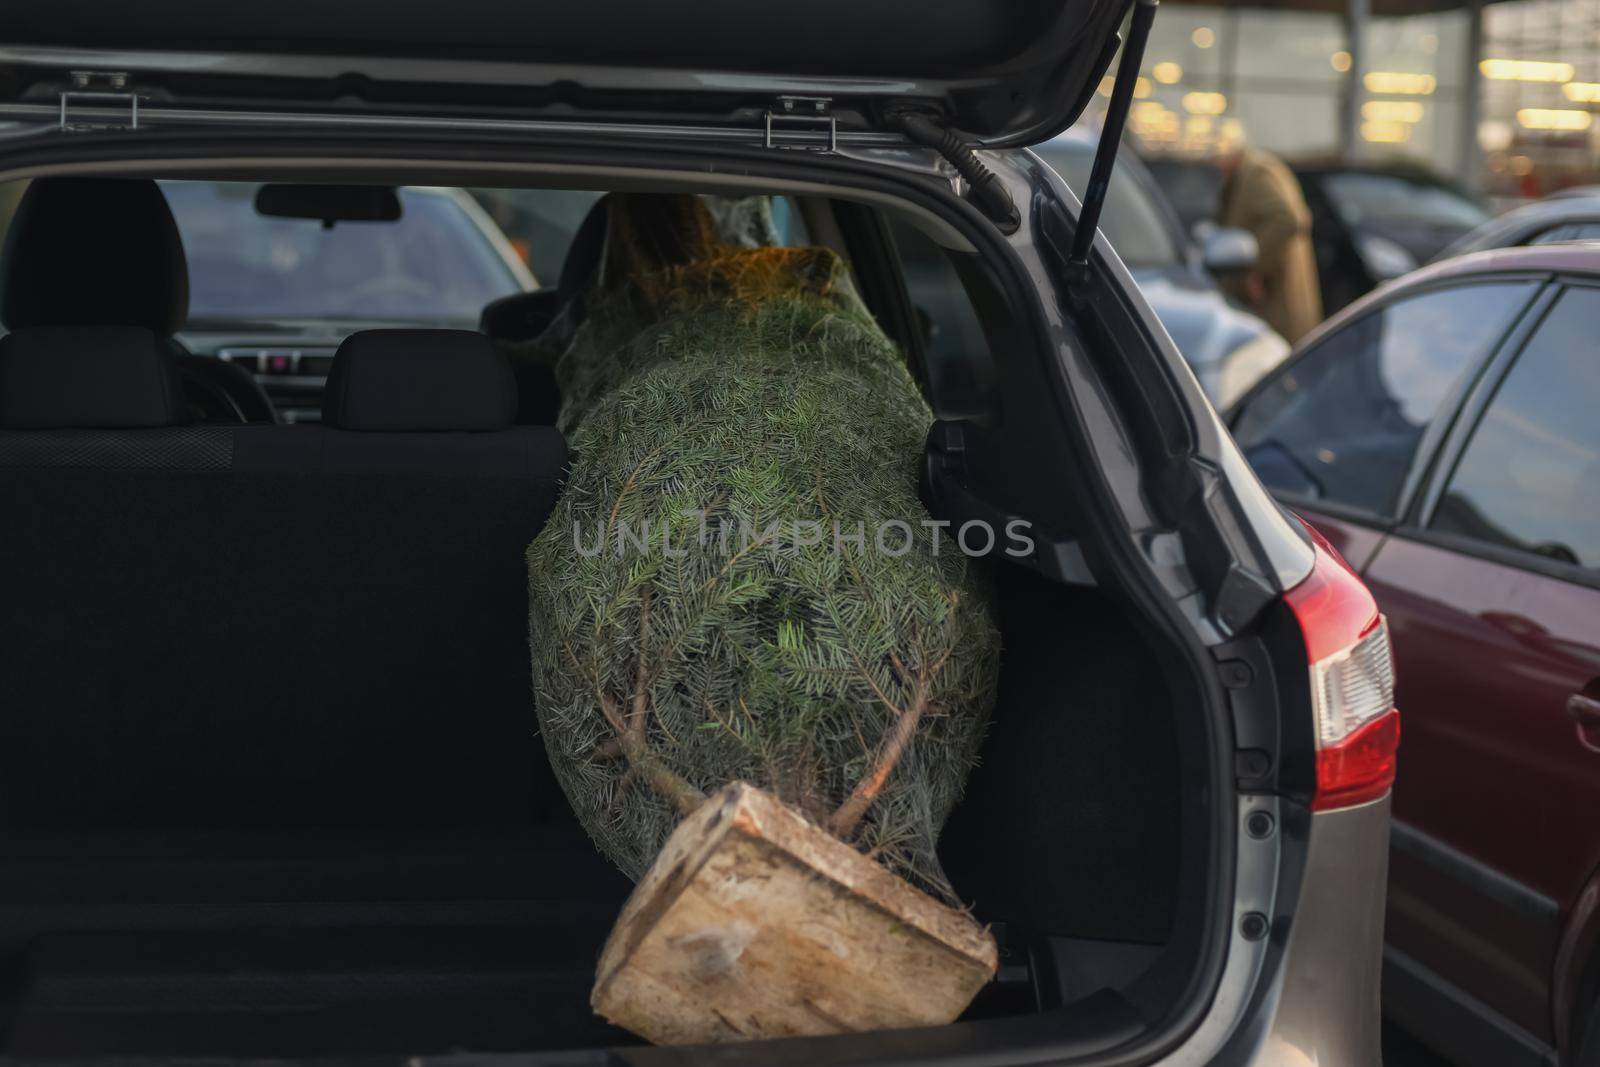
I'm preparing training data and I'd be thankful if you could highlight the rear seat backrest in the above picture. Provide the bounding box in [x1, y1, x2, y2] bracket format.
[0, 326, 186, 430]
[0, 328, 568, 828]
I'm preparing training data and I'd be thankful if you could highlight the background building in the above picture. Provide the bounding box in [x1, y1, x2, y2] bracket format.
[1480, 0, 1600, 197]
[1089, 0, 1599, 202]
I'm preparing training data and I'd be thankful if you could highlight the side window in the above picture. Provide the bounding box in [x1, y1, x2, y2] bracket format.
[1233, 282, 1534, 515]
[1430, 287, 1600, 571]
[1529, 222, 1600, 246]
[888, 217, 994, 417]
[467, 189, 604, 288]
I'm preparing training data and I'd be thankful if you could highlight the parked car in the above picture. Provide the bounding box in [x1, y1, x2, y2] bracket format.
[1547, 185, 1600, 201]
[1032, 130, 1289, 408]
[1435, 192, 1600, 261]
[1231, 243, 1600, 1067]
[899, 130, 1284, 412]
[1143, 154, 1226, 236]
[1291, 160, 1491, 314]
[0, 3, 1395, 1064]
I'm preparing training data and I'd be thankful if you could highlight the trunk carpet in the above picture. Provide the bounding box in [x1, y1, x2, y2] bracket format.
[0, 824, 637, 1057]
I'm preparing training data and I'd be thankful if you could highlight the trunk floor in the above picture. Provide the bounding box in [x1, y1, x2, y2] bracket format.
[0, 823, 638, 1057]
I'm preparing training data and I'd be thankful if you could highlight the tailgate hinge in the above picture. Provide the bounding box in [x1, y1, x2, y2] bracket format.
[58, 70, 141, 132]
[763, 95, 836, 152]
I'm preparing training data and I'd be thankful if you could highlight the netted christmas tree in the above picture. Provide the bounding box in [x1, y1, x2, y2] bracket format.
[527, 194, 999, 901]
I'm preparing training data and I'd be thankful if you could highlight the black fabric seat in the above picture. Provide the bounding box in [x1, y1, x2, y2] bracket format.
[0, 326, 187, 430]
[477, 195, 614, 426]
[0, 176, 276, 424]
[0, 328, 568, 829]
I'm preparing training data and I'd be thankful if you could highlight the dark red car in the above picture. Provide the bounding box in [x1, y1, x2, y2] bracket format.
[1232, 244, 1600, 1067]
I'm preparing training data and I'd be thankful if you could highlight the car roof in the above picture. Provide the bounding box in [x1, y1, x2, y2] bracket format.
[1490, 194, 1600, 223]
[1547, 184, 1600, 201]
[1434, 194, 1600, 260]
[1414, 241, 1600, 282]
[1042, 127, 1099, 148]
[1036, 127, 1148, 169]
[1287, 159, 1470, 191]
[1290, 242, 1600, 353]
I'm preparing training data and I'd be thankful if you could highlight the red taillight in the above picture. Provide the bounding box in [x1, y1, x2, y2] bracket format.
[1313, 711, 1400, 811]
[1283, 528, 1400, 811]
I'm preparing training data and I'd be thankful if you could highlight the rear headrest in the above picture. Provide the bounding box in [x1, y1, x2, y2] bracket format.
[0, 178, 190, 336]
[323, 330, 518, 432]
[0, 326, 186, 429]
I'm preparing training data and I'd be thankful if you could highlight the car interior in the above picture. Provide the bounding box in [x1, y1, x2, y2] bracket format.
[0, 172, 1218, 1059]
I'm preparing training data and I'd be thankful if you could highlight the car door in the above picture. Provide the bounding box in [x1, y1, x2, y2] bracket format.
[1368, 282, 1600, 1052]
[1230, 276, 1545, 572]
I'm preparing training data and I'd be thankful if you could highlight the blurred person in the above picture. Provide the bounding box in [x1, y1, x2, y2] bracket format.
[1217, 144, 1322, 342]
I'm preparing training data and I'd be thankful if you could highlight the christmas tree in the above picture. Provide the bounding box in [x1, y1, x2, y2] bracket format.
[527, 195, 1000, 900]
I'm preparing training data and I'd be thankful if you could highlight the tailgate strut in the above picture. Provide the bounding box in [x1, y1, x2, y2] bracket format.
[1065, 0, 1160, 283]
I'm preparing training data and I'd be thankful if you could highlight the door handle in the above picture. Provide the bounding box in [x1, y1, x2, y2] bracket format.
[1570, 693, 1600, 754]
[1570, 694, 1600, 723]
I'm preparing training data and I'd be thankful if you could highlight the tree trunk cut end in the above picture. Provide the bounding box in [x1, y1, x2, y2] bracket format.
[591, 782, 997, 1045]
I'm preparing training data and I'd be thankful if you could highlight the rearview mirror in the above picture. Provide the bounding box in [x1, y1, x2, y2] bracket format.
[254, 184, 403, 227]
[1353, 232, 1418, 281]
[1200, 226, 1258, 273]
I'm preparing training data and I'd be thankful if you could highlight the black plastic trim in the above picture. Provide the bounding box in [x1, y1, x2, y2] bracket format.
[1384, 947, 1556, 1067]
[1391, 821, 1561, 925]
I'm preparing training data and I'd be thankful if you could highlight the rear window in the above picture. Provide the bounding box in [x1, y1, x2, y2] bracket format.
[161, 182, 528, 326]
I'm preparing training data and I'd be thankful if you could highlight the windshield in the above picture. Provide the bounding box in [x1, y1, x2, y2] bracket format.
[1318, 173, 1489, 230]
[1034, 142, 1184, 269]
[161, 182, 528, 325]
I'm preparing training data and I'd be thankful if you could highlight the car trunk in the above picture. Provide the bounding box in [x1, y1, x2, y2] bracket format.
[0, 39, 1242, 1039]
[0, 567, 1187, 1059]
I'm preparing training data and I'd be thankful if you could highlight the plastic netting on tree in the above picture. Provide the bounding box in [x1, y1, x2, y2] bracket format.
[527, 194, 1000, 900]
